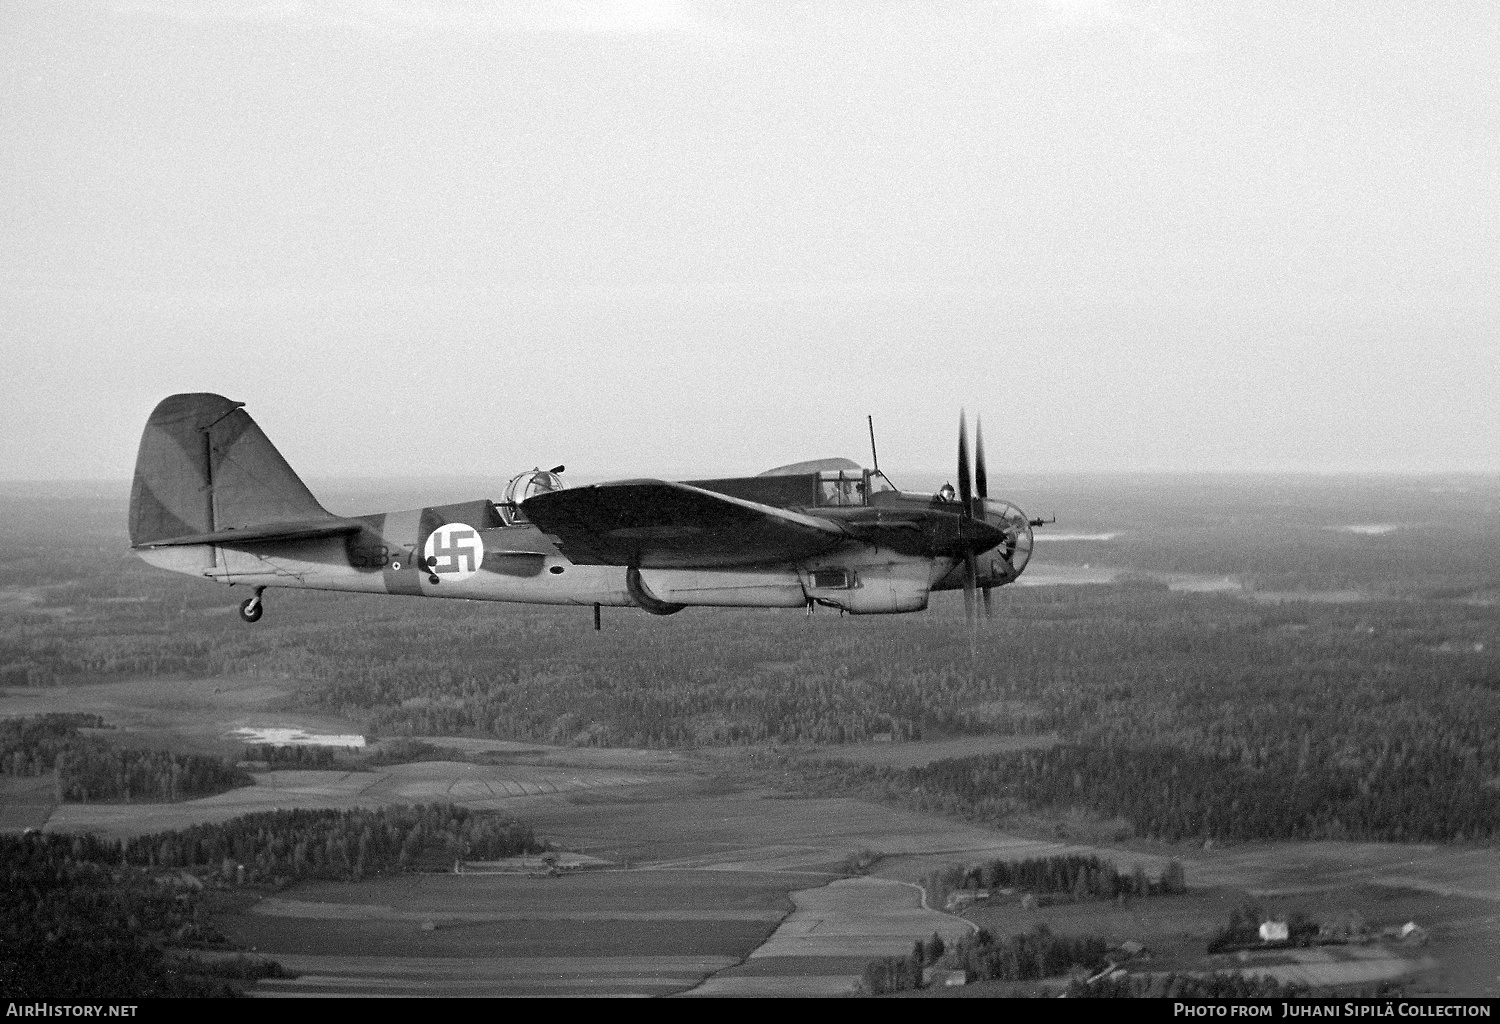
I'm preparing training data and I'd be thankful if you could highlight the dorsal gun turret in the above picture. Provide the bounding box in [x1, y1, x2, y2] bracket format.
[498, 466, 565, 526]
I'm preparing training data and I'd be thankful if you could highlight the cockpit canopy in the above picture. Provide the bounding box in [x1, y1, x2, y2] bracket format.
[754, 457, 896, 508]
[815, 467, 897, 507]
[499, 467, 565, 526]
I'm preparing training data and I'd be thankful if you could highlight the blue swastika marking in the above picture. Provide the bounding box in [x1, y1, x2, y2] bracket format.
[425, 525, 483, 578]
[432, 529, 478, 573]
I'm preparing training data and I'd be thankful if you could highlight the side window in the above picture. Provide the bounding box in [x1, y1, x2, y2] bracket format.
[811, 568, 855, 589]
[818, 472, 866, 506]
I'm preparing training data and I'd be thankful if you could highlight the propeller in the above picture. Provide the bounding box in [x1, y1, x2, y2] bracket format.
[954, 410, 1002, 623]
[957, 410, 972, 514]
[954, 411, 977, 622]
[956, 410, 999, 622]
[976, 417, 993, 619]
[946, 409, 1040, 620]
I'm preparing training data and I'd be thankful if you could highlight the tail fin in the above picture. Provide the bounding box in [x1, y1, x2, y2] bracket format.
[129, 393, 334, 546]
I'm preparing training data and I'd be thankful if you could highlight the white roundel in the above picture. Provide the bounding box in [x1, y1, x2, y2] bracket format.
[423, 523, 485, 582]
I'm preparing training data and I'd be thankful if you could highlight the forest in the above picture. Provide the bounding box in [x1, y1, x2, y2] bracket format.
[242, 743, 337, 767]
[1064, 971, 1311, 999]
[860, 923, 1314, 997]
[861, 924, 1111, 993]
[24, 804, 540, 882]
[117, 803, 542, 881]
[1, 804, 542, 996]
[1, 714, 251, 803]
[0, 831, 275, 997]
[792, 735, 1500, 843]
[4, 478, 1500, 844]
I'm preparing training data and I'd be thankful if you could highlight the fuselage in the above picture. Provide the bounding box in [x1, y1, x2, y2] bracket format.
[136, 462, 1034, 616]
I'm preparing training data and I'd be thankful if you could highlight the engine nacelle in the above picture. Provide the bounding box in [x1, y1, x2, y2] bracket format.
[800, 558, 932, 615]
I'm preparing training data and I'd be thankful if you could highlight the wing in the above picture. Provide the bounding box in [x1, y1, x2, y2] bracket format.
[522, 480, 847, 569]
[131, 518, 363, 549]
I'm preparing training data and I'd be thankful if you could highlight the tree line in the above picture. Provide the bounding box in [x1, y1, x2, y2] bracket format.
[0, 831, 269, 997]
[26, 804, 541, 884]
[57, 744, 252, 804]
[863, 741, 1500, 844]
[116, 803, 541, 881]
[243, 743, 336, 768]
[860, 922, 1313, 997]
[1, 714, 251, 803]
[2, 712, 106, 774]
[1, 804, 544, 996]
[1066, 972, 1310, 999]
[921, 853, 1187, 910]
[861, 924, 1110, 993]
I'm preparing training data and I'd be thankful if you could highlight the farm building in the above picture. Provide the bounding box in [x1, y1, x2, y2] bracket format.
[1259, 920, 1290, 942]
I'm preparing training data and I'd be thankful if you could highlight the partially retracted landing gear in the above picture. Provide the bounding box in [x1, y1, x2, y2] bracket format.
[239, 586, 266, 623]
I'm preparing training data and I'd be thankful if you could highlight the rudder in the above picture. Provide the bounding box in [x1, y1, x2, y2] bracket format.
[129, 393, 333, 546]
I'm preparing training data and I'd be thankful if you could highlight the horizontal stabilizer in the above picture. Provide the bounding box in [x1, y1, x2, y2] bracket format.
[522, 480, 847, 569]
[132, 518, 363, 549]
[130, 393, 335, 547]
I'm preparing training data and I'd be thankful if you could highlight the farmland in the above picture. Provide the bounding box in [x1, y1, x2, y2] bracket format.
[3, 475, 1500, 995]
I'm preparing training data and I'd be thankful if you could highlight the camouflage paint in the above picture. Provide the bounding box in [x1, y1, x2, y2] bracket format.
[130, 393, 331, 545]
[128, 393, 1035, 617]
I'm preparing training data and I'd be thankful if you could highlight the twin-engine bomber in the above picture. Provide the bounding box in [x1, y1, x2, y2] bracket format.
[129, 393, 1044, 625]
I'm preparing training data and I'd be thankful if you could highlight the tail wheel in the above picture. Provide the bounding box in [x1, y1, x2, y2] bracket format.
[239, 591, 264, 623]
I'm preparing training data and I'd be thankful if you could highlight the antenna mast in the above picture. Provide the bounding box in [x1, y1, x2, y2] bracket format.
[867, 414, 879, 472]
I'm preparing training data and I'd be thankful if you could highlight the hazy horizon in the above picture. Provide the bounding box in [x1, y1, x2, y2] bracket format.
[6, 467, 1497, 493]
[4, 2, 1497, 480]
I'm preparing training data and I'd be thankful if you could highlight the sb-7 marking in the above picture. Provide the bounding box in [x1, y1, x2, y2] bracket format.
[349, 544, 415, 570]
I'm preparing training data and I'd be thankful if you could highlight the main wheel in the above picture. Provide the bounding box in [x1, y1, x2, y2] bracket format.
[239, 597, 263, 623]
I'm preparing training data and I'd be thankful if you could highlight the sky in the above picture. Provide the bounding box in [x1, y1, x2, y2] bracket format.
[3, 1, 1498, 482]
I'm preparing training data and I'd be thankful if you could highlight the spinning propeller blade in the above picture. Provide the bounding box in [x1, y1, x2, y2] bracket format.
[975, 417, 993, 618]
[974, 417, 988, 510]
[963, 551, 978, 621]
[956, 410, 972, 518]
[957, 411, 982, 622]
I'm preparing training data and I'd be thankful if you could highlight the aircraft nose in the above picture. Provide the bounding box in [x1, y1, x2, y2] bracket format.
[979, 497, 1035, 580]
[965, 517, 1007, 551]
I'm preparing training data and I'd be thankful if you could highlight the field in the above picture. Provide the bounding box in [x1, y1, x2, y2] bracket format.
[4, 475, 1500, 995]
[783, 732, 1060, 769]
[44, 759, 660, 838]
[214, 792, 1051, 997]
[223, 871, 791, 996]
[0, 772, 54, 830]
